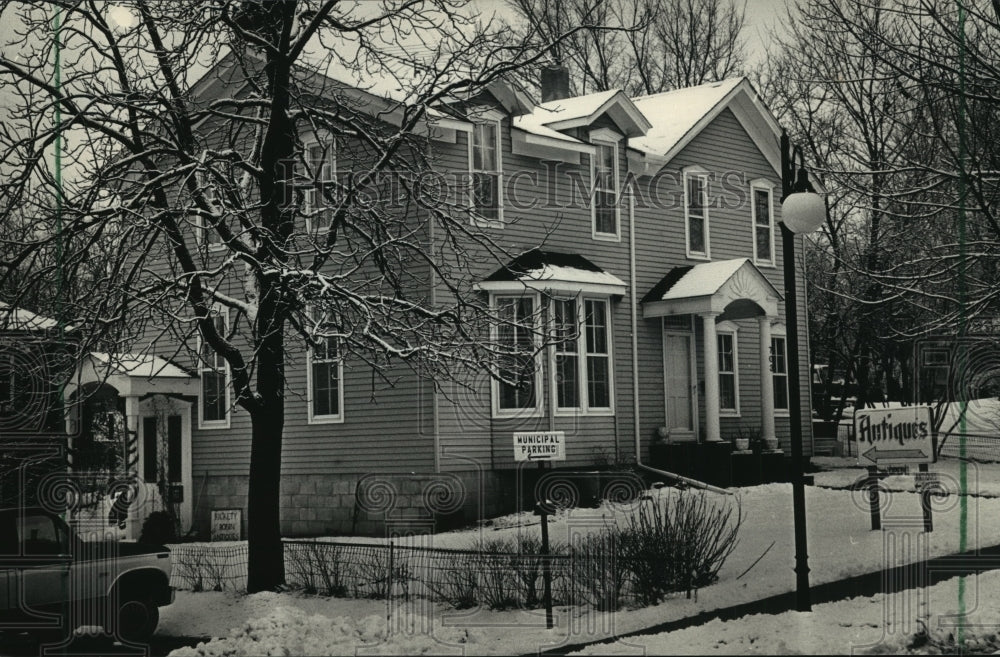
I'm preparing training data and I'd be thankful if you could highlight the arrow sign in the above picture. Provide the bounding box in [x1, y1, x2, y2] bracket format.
[514, 431, 566, 462]
[854, 406, 934, 466]
[862, 447, 926, 462]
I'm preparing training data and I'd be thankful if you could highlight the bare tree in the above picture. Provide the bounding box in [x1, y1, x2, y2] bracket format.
[506, 0, 747, 96]
[0, 0, 577, 592]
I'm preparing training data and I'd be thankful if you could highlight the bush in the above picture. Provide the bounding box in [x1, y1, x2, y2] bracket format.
[617, 491, 742, 606]
[139, 510, 178, 545]
[427, 554, 479, 609]
[285, 541, 348, 597]
[568, 532, 629, 611]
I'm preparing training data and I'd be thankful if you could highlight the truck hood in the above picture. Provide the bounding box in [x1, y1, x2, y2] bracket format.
[82, 541, 171, 557]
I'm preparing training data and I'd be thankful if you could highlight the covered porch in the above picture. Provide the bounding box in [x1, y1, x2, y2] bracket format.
[642, 258, 788, 484]
[65, 353, 198, 539]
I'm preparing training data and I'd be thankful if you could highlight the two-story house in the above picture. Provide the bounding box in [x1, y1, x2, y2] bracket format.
[68, 62, 815, 538]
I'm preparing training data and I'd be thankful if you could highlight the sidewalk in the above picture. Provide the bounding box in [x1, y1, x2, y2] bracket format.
[536, 542, 1000, 655]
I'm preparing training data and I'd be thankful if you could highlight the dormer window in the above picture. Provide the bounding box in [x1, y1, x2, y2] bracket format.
[470, 119, 503, 226]
[684, 166, 710, 259]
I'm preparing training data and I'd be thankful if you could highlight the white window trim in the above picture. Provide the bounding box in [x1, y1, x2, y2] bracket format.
[303, 137, 337, 235]
[770, 322, 790, 416]
[683, 165, 711, 260]
[196, 174, 226, 252]
[197, 306, 231, 430]
[716, 320, 740, 417]
[750, 178, 776, 267]
[591, 140, 621, 242]
[549, 296, 615, 417]
[490, 292, 543, 419]
[305, 329, 345, 425]
[469, 118, 504, 229]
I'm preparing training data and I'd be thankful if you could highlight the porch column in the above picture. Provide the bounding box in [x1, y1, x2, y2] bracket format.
[702, 312, 722, 442]
[123, 394, 141, 541]
[759, 316, 777, 444]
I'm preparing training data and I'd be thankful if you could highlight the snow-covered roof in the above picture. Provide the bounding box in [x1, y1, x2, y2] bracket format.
[514, 89, 651, 142]
[0, 302, 62, 332]
[477, 250, 627, 295]
[657, 258, 750, 301]
[89, 352, 194, 379]
[641, 258, 782, 319]
[631, 78, 745, 157]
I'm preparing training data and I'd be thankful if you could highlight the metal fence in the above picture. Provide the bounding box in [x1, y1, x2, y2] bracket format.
[168, 537, 668, 610]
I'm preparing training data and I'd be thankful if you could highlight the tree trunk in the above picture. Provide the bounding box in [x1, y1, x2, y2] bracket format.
[246, 404, 285, 593]
[246, 301, 287, 593]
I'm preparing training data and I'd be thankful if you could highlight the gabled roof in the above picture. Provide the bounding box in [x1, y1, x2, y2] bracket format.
[641, 258, 782, 319]
[630, 78, 785, 179]
[89, 352, 195, 379]
[514, 89, 652, 140]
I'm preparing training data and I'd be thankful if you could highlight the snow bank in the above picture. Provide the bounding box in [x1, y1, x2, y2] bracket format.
[167, 605, 475, 656]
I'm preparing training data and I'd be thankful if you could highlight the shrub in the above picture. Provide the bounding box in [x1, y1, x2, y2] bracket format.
[426, 554, 479, 609]
[617, 491, 742, 606]
[353, 548, 412, 599]
[138, 510, 178, 545]
[285, 541, 349, 597]
[568, 532, 629, 611]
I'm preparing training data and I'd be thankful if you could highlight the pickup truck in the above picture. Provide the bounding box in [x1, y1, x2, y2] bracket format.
[0, 506, 174, 644]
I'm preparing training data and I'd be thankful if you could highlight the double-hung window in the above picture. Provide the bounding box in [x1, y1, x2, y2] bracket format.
[302, 141, 336, 236]
[470, 120, 503, 225]
[751, 179, 775, 266]
[307, 311, 343, 423]
[493, 296, 538, 414]
[717, 323, 739, 414]
[552, 297, 613, 413]
[592, 142, 619, 239]
[770, 330, 789, 413]
[684, 167, 710, 259]
[196, 174, 225, 250]
[198, 308, 229, 428]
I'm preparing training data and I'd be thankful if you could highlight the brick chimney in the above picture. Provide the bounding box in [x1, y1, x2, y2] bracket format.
[540, 65, 571, 103]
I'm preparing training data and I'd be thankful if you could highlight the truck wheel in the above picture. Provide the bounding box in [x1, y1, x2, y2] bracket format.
[108, 596, 159, 643]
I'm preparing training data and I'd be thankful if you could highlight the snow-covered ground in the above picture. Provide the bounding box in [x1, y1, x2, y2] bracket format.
[161, 460, 1000, 655]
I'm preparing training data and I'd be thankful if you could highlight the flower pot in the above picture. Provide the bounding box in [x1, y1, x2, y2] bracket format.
[734, 438, 750, 451]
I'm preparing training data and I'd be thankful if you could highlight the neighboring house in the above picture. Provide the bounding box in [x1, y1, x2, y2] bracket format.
[72, 63, 815, 537]
[0, 302, 73, 508]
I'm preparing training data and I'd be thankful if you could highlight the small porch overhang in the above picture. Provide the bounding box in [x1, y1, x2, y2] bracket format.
[66, 352, 197, 400]
[641, 258, 782, 320]
[474, 250, 628, 297]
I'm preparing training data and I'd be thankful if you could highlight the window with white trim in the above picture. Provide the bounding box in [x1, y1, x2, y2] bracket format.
[302, 140, 336, 235]
[751, 180, 775, 265]
[684, 168, 710, 258]
[196, 175, 225, 249]
[770, 330, 789, 412]
[470, 120, 503, 225]
[198, 308, 229, 427]
[593, 142, 619, 238]
[552, 297, 613, 413]
[717, 327, 739, 413]
[307, 310, 344, 423]
[493, 295, 538, 413]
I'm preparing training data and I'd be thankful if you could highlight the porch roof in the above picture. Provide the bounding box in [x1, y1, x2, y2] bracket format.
[641, 258, 782, 319]
[66, 352, 197, 399]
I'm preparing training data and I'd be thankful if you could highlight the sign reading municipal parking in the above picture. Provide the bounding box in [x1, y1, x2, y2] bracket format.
[854, 406, 934, 466]
[513, 431, 566, 462]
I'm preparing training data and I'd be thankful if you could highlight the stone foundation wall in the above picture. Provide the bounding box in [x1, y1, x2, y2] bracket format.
[190, 470, 522, 539]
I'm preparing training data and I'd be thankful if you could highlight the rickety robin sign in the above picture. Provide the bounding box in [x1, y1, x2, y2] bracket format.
[853, 406, 934, 466]
[513, 431, 566, 462]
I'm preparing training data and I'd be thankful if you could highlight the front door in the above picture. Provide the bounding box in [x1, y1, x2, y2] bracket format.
[138, 397, 192, 535]
[663, 332, 696, 441]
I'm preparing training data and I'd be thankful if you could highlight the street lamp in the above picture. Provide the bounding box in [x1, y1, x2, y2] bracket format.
[779, 131, 824, 612]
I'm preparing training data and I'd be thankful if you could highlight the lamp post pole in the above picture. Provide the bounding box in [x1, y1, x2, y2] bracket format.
[780, 131, 812, 612]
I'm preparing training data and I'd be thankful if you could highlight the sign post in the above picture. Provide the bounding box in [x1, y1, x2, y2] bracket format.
[853, 406, 935, 532]
[514, 431, 565, 630]
[916, 464, 940, 533]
